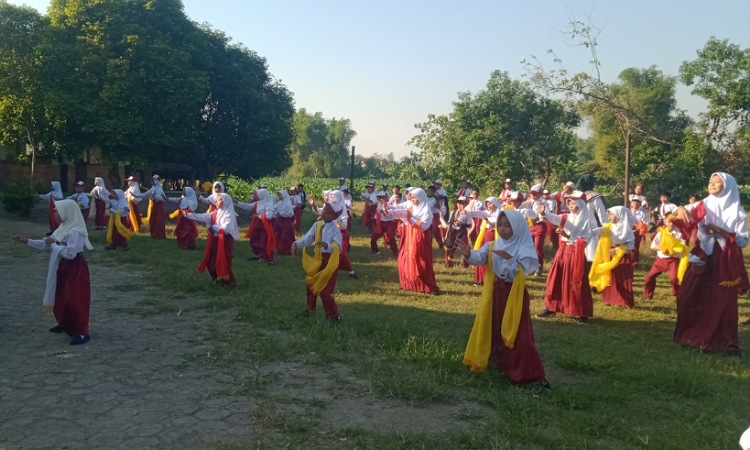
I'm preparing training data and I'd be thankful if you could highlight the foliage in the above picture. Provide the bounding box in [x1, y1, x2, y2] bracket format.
[409, 70, 579, 195]
[286, 109, 356, 178]
[0, 180, 40, 218]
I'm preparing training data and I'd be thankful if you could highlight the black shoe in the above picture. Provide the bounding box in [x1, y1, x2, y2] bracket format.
[268, 261, 275, 266]
[348, 272, 357, 279]
[70, 335, 90, 346]
[371, 250, 381, 255]
[577, 317, 589, 325]
[429, 289, 441, 296]
[105, 245, 116, 250]
[49, 325, 64, 333]
[531, 380, 551, 392]
[536, 308, 556, 318]
[328, 316, 343, 326]
[247, 255, 261, 261]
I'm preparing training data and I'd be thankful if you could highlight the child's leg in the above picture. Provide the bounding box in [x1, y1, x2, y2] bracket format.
[643, 258, 669, 297]
[667, 258, 679, 296]
[319, 273, 340, 318]
[306, 284, 317, 312]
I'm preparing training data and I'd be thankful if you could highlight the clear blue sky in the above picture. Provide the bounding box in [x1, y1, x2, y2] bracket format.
[10, 0, 750, 157]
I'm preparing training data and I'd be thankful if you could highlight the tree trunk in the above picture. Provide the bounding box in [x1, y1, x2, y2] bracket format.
[27, 130, 36, 183]
[623, 129, 631, 206]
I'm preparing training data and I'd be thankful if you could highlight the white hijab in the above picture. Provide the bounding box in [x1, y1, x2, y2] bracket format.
[110, 189, 129, 213]
[490, 210, 540, 281]
[51, 199, 93, 250]
[50, 181, 63, 199]
[607, 206, 635, 245]
[207, 181, 225, 205]
[214, 193, 239, 240]
[699, 172, 747, 254]
[329, 190, 345, 213]
[484, 197, 503, 225]
[274, 190, 295, 218]
[182, 187, 198, 210]
[563, 194, 596, 243]
[128, 180, 141, 194]
[90, 177, 109, 197]
[149, 177, 165, 198]
[255, 189, 274, 215]
[408, 188, 432, 230]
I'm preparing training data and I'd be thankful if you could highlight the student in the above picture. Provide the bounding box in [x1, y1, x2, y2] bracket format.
[342, 188, 353, 233]
[653, 191, 677, 228]
[521, 185, 547, 276]
[292, 202, 343, 324]
[238, 188, 276, 264]
[629, 182, 650, 224]
[537, 192, 597, 324]
[456, 209, 548, 386]
[185, 193, 238, 287]
[433, 179, 450, 222]
[465, 197, 503, 285]
[590, 206, 636, 308]
[293, 184, 307, 234]
[134, 174, 168, 239]
[12, 199, 93, 345]
[337, 177, 347, 191]
[39, 181, 64, 234]
[330, 190, 357, 277]
[361, 182, 378, 235]
[89, 177, 111, 230]
[273, 189, 296, 255]
[125, 176, 143, 232]
[542, 189, 558, 250]
[442, 196, 471, 267]
[371, 191, 398, 256]
[198, 181, 226, 213]
[630, 198, 648, 265]
[68, 181, 91, 222]
[499, 178, 517, 206]
[105, 189, 133, 250]
[426, 185, 445, 248]
[673, 172, 748, 354]
[577, 174, 609, 226]
[167, 186, 199, 250]
[466, 188, 484, 245]
[643, 214, 688, 299]
[383, 188, 440, 295]
[456, 180, 473, 199]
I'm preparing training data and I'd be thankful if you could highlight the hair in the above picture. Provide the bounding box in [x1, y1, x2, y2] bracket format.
[660, 191, 671, 198]
[426, 185, 436, 192]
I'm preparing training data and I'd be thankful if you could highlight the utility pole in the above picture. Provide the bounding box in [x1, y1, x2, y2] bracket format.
[350, 146, 355, 193]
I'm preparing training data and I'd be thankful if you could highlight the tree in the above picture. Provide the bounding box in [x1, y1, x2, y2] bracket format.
[680, 37, 750, 149]
[286, 109, 356, 178]
[524, 18, 683, 204]
[409, 70, 579, 194]
[0, 1, 50, 180]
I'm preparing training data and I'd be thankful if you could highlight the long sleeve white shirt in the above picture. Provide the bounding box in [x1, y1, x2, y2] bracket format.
[295, 221, 342, 254]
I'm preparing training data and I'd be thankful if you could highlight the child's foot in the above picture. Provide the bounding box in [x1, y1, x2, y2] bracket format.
[49, 325, 64, 333]
[70, 335, 90, 346]
[328, 316, 342, 326]
[577, 317, 589, 325]
[348, 271, 357, 279]
[536, 308, 556, 318]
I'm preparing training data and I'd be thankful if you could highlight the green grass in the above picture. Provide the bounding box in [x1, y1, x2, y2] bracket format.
[77, 203, 750, 449]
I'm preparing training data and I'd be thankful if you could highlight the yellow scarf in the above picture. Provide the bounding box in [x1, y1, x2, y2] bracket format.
[658, 227, 690, 283]
[127, 199, 140, 233]
[463, 241, 527, 372]
[301, 221, 340, 295]
[106, 210, 133, 244]
[589, 223, 627, 292]
[473, 219, 499, 250]
[141, 199, 154, 223]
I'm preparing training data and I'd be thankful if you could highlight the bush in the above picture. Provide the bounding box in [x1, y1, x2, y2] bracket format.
[0, 180, 40, 219]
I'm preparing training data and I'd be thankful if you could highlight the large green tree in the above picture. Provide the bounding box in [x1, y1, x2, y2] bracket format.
[286, 109, 356, 178]
[409, 70, 579, 194]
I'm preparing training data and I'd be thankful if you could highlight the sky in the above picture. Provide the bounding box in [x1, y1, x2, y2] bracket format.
[9, 0, 750, 157]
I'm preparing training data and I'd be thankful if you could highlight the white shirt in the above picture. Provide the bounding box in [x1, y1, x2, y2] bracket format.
[295, 221, 343, 254]
[658, 202, 677, 220]
[68, 192, 90, 209]
[28, 231, 87, 260]
[377, 203, 394, 222]
[362, 192, 378, 206]
[651, 227, 685, 259]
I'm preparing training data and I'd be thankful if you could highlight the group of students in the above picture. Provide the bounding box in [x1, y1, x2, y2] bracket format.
[11, 171, 750, 392]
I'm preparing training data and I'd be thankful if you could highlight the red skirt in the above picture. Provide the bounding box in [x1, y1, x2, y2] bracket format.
[81, 208, 90, 222]
[338, 228, 353, 272]
[602, 252, 635, 308]
[490, 277, 546, 384]
[274, 215, 295, 255]
[111, 217, 130, 248]
[149, 201, 167, 239]
[54, 253, 90, 336]
[293, 208, 303, 234]
[174, 213, 198, 250]
[530, 222, 546, 269]
[398, 226, 439, 293]
[544, 242, 593, 318]
[48, 198, 59, 233]
[207, 234, 236, 286]
[674, 243, 742, 353]
[94, 199, 108, 227]
[474, 227, 495, 284]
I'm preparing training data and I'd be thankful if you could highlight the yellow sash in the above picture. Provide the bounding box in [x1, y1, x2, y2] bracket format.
[473, 219, 499, 250]
[106, 210, 133, 244]
[169, 208, 181, 219]
[127, 199, 140, 233]
[141, 199, 154, 223]
[658, 227, 690, 283]
[301, 221, 340, 295]
[463, 242, 527, 372]
[589, 224, 626, 292]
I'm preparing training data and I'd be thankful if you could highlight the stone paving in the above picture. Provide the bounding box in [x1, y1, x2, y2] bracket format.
[0, 220, 254, 449]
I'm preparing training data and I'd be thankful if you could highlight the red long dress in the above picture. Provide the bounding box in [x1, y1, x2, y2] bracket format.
[398, 223, 440, 294]
[94, 198, 108, 227]
[148, 201, 167, 239]
[489, 277, 546, 384]
[274, 215, 296, 255]
[544, 239, 594, 318]
[174, 209, 198, 250]
[602, 252, 635, 308]
[55, 253, 91, 336]
[529, 221, 546, 271]
[474, 227, 495, 284]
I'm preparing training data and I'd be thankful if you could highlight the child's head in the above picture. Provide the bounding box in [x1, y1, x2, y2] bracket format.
[496, 213, 513, 239]
[660, 191, 671, 203]
[635, 183, 644, 195]
[426, 186, 437, 196]
[470, 189, 479, 199]
[608, 210, 617, 223]
[688, 194, 697, 204]
[567, 198, 580, 213]
[664, 214, 674, 230]
[276, 192, 283, 201]
[630, 199, 641, 210]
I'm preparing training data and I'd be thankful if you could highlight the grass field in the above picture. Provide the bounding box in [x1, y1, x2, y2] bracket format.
[78, 202, 750, 449]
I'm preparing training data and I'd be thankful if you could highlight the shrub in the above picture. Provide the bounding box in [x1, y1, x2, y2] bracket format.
[0, 180, 40, 219]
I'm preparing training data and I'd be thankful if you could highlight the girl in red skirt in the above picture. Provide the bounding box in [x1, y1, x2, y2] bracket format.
[168, 186, 199, 250]
[465, 197, 503, 285]
[134, 174, 168, 239]
[13, 199, 93, 345]
[537, 193, 597, 323]
[105, 189, 133, 250]
[39, 181, 64, 234]
[238, 188, 276, 265]
[273, 189, 296, 255]
[592, 206, 636, 308]
[456, 209, 547, 386]
[384, 188, 440, 295]
[673, 172, 748, 354]
[90, 177, 110, 230]
[185, 193, 238, 287]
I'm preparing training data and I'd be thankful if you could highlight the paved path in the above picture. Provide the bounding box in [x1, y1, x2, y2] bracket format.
[0, 220, 254, 449]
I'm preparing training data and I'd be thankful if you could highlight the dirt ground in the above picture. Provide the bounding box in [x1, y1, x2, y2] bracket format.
[0, 212, 490, 449]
